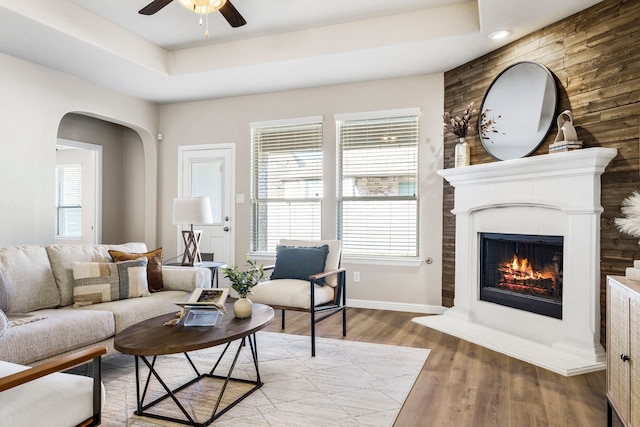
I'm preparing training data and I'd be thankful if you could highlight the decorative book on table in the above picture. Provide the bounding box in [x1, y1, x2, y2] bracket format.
[177, 288, 228, 327]
[176, 287, 228, 308]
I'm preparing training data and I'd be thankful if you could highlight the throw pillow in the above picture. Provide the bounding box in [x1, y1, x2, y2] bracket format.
[270, 245, 329, 282]
[72, 258, 150, 307]
[109, 247, 164, 292]
[0, 268, 8, 312]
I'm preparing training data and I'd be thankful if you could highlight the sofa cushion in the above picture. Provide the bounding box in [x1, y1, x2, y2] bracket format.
[5, 312, 48, 327]
[270, 245, 329, 282]
[72, 258, 150, 307]
[46, 242, 148, 307]
[250, 279, 334, 310]
[109, 247, 164, 292]
[0, 359, 102, 427]
[74, 290, 189, 334]
[0, 309, 114, 365]
[0, 245, 60, 312]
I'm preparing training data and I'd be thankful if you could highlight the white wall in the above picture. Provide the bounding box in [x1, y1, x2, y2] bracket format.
[0, 49, 445, 312]
[121, 128, 146, 243]
[0, 52, 159, 247]
[158, 75, 445, 313]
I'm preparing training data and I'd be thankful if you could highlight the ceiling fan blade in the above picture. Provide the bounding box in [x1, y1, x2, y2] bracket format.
[219, 1, 247, 27]
[139, 0, 174, 15]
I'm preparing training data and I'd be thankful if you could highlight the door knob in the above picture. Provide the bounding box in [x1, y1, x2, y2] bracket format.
[223, 226, 230, 232]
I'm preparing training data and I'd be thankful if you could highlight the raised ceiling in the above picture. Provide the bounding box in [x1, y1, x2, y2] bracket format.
[0, 0, 602, 104]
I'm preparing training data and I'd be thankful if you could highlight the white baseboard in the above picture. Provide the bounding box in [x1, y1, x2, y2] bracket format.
[346, 298, 447, 314]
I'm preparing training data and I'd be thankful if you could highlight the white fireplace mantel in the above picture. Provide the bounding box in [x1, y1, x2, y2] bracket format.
[413, 147, 617, 376]
[437, 147, 616, 185]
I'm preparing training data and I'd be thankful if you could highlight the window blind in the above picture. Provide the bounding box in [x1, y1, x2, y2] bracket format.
[251, 120, 323, 252]
[337, 114, 419, 257]
[56, 165, 82, 237]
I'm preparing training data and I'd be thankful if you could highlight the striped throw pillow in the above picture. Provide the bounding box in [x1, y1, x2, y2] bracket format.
[72, 258, 149, 307]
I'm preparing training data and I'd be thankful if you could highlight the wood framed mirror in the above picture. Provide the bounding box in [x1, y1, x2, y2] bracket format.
[479, 62, 558, 160]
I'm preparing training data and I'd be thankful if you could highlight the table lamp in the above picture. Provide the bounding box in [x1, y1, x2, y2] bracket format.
[172, 197, 213, 266]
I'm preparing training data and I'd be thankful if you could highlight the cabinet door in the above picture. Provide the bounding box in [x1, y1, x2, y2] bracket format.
[608, 282, 630, 424]
[630, 296, 640, 426]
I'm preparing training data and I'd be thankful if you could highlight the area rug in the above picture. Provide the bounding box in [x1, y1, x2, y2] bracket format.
[99, 332, 429, 426]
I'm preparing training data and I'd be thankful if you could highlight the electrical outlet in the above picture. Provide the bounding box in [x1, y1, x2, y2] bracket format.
[353, 272, 360, 282]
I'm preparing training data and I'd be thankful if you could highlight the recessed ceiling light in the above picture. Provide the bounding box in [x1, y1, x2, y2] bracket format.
[488, 30, 511, 40]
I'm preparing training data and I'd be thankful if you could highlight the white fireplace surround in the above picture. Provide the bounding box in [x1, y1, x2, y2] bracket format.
[413, 147, 617, 376]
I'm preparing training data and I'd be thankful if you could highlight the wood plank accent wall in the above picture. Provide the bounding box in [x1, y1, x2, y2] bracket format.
[442, 0, 640, 345]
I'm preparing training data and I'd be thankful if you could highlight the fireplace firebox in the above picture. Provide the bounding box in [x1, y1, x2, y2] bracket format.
[479, 233, 563, 319]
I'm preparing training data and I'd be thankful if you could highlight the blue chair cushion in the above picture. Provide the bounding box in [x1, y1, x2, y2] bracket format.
[270, 245, 329, 282]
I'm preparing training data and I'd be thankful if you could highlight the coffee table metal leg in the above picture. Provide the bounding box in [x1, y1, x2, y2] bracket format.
[248, 333, 261, 384]
[134, 356, 142, 415]
[132, 333, 263, 426]
[206, 333, 263, 422]
[136, 355, 198, 425]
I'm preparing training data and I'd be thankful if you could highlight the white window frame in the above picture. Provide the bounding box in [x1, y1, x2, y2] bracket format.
[250, 116, 323, 253]
[336, 108, 420, 260]
[55, 164, 82, 239]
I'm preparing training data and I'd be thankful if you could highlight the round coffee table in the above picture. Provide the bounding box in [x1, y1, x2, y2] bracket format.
[114, 302, 274, 426]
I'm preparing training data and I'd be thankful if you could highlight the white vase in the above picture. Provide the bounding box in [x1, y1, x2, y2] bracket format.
[233, 297, 253, 319]
[454, 137, 470, 167]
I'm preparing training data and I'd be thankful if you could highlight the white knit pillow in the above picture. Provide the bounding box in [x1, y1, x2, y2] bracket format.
[0, 309, 7, 337]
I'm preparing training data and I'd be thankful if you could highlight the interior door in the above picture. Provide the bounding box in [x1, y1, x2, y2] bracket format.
[180, 146, 234, 265]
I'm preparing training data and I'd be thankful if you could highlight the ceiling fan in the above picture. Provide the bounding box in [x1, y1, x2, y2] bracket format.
[139, 0, 247, 28]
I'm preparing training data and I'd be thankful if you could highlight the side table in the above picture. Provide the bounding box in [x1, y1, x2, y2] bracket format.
[166, 261, 227, 288]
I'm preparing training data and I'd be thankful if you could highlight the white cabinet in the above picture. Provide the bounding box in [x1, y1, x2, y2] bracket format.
[607, 276, 640, 427]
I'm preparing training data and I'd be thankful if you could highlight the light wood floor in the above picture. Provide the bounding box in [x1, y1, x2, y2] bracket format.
[263, 307, 614, 427]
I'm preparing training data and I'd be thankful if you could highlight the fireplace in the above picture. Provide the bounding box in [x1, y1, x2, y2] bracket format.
[413, 148, 617, 376]
[479, 233, 563, 319]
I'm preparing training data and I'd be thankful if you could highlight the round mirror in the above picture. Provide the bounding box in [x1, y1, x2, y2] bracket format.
[479, 62, 557, 160]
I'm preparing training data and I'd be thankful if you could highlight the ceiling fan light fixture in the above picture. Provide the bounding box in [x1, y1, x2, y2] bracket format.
[177, 0, 227, 14]
[177, 0, 227, 38]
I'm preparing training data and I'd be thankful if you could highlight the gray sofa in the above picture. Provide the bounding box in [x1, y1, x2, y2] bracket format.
[0, 242, 210, 365]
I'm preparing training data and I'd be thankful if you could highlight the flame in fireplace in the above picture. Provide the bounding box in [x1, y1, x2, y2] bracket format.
[498, 255, 556, 295]
[508, 255, 542, 279]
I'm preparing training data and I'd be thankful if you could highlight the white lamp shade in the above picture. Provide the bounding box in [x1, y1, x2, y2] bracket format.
[172, 197, 214, 225]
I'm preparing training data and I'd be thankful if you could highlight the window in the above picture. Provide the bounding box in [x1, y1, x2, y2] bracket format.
[336, 109, 419, 257]
[56, 164, 82, 237]
[250, 117, 323, 252]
